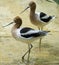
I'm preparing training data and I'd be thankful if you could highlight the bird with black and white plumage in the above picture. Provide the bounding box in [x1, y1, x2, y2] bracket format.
[3, 16, 50, 62]
[20, 1, 56, 49]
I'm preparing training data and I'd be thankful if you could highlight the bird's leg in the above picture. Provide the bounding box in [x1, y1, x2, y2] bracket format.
[22, 44, 33, 62]
[27, 44, 33, 62]
[22, 51, 28, 62]
[39, 27, 43, 50]
[38, 27, 41, 50]
[39, 37, 42, 50]
[27, 44, 31, 62]
[38, 27, 40, 30]
[38, 27, 43, 50]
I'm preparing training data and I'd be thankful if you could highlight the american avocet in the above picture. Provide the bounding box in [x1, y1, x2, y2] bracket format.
[3, 16, 50, 62]
[20, 1, 56, 49]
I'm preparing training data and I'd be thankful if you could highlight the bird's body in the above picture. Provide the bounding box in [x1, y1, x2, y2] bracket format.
[4, 16, 50, 62]
[12, 26, 48, 44]
[20, 1, 55, 29]
[30, 12, 46, 28]
[30, 10, 55, 29]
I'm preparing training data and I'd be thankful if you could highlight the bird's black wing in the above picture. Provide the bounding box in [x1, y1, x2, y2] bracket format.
[40, 12, 52, 22]
[20, 27, 34, 33]
[21, 32, 40, 38]
[20, 28, 49, 38]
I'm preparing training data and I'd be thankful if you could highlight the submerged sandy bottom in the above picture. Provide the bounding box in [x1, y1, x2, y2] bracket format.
[0, 0, 59, 65]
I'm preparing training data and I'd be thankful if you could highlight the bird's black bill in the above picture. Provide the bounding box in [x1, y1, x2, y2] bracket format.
[3, 22, 14, 27]
[20, 6, 29, 14]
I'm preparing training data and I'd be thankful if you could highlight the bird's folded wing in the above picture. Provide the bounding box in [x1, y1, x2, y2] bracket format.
[21, 30, 47, 38]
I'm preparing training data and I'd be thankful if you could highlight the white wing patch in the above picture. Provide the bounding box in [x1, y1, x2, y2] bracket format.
[41, 15, 49, 19]
[35, 12, 46, 23]
[21, 30, 39, 35]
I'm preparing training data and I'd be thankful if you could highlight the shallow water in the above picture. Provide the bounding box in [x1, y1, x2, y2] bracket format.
[0, 0, 59, 65]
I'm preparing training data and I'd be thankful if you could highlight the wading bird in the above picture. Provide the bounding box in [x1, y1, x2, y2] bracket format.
[3, 16, 50, 62]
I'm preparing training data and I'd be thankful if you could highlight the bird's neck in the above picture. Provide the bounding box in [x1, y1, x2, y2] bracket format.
[30, 8, 35, 15]
[11, 24, 21, 38]
[30, 8, 36, 22]
[30, 10, 35, 20]
[12, 24, 21, 30]
[11, 24, 20, 39]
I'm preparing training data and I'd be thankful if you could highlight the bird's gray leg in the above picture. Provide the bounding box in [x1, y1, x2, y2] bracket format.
[27, 44, 33, 62]
[27, 44, 31, 62]
[38, 27, 40, 30]
[38, 27, 41, 50]
[39, 37, 42, 50]
[38, 27, 43, 50]
[22, 44, 33, 62]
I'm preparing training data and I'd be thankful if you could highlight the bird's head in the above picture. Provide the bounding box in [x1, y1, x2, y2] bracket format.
[3, 16, 22, 28]
[20, 1, 36, 14]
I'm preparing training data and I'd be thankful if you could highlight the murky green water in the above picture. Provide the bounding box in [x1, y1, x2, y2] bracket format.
[0, 0, 59, 65]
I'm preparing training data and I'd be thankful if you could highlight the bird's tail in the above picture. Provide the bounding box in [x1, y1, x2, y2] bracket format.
[39, 31, 50, 37]
[43, 31, 50, 34]
[52, 15, 57, 19]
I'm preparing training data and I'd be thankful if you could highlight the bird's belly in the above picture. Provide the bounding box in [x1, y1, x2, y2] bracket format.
[11, 30, 44, 44]
[12, 32, 42, 44]
[31, 20, 46, 27]
[12, 32, 33, 44]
